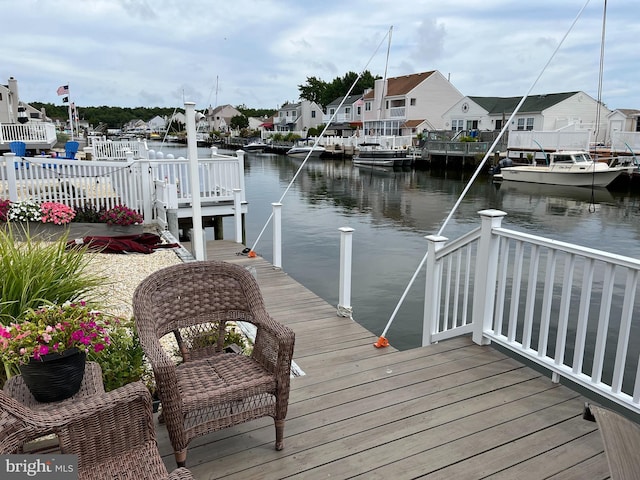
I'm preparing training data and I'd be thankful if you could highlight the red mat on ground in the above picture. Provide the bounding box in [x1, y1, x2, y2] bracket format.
[67, 233, 179, 254]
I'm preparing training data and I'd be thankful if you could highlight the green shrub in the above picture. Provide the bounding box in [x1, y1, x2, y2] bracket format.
[0, 225, 107, 323]
[89, 318, 148, 392]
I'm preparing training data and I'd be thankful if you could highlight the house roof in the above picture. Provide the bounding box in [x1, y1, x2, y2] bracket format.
[468, 92, 579, 114]
[326, 94, 363, 108]
[402, 119, 425, 128]
[363, 71, 436, 99]
[614, 108, 640, 117]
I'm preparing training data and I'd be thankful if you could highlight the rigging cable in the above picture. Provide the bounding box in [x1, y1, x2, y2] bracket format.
[374, 0, 592, 348]
[590, 0, 607, 213]
[247, 27, 394, 256]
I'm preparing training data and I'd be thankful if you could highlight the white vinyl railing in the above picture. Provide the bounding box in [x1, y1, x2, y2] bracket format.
[1, 149, 246, 225]
[421, 209, 640, 415]
[0, 122, 57, 145]
[91, 139, 149, 160]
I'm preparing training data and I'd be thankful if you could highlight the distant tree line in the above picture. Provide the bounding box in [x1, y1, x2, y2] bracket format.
[29, 103, 276, 130]
[27, 71, 379, 129]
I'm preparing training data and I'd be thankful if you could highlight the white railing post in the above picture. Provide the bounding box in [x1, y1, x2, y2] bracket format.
[272, 203, 282, 269]
[472, 209, 507, 345]
[4, 153, 18, 201]
[139, 158, 153, 223]
[338, 227, 354, 319]
[236, 150, 246, 201]
[233, 188, 242, 243]
[185, 102, 205, 261]
[423, 235, 448, 346]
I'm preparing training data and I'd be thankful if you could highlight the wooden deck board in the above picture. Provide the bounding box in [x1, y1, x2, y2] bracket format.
[157, 240, 610, 479]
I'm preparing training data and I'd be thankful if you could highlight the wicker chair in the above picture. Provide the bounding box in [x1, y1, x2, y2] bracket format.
[133, 260, 296, 467]
[0, 381, 193, 479]
[585, 403, 640, 479]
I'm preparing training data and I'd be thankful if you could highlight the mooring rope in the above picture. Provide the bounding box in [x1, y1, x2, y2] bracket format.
[374, 0, 592, 347]
[247, 27, 394, 255]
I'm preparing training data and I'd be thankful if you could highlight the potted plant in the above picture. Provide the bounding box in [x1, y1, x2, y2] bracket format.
[98, 204, 144, 235]
[0, 301, 114, 402]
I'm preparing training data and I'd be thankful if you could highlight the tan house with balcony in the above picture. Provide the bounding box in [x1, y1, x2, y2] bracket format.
[362, 70, 463, 136]
[273, 100, 324, 133]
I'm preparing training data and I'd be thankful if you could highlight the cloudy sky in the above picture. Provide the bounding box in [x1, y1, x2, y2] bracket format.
[2, 0, 638, 111]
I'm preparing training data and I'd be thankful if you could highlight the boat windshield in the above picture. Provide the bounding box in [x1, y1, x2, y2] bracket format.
[573, 153, 591, 163]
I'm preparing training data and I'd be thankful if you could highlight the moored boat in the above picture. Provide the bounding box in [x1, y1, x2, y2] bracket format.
[352, 143, 414, 167]
[286, 139, 325, 158]
[496, 150, 634, 187]
[242, 140, 269, 153]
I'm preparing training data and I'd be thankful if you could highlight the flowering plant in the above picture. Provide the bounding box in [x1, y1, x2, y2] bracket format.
[7, 200, 42, 222]
[39, 202, 76, 225]
[3, 200, 76, 224]
[99, 204, 143, 226]
[0, 301, 113, 370]
[0, 199, 10, 222]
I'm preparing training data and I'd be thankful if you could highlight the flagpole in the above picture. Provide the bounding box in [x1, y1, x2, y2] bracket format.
[66, 87, 74, 141]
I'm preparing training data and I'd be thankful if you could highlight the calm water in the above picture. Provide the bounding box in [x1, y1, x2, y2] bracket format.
[155, 143, 640, 351]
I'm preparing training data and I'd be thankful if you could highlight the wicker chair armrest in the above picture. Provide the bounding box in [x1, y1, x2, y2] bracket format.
[250, 312, 295, 378]
[56, 382, 155, 463]
[169, 468, 196, 480]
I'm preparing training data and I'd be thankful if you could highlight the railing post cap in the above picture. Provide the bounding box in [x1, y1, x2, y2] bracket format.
[271, 202, 282, 207]
[339, 227, 355, 233]
[425, 234, 448, 242]
[478, 209, 507, 218]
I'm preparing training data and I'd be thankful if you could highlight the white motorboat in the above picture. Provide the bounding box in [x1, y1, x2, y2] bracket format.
[242, 141, 269, 153]
[496, 150, 633, 187]
[286, 140, 325, 158]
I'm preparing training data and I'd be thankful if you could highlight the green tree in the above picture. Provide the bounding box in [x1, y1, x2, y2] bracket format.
[230, 114, 249, 130]
[298, 71, 380, 109]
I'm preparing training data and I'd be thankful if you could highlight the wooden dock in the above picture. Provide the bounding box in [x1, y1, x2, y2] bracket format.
[159, 240, 611, 479]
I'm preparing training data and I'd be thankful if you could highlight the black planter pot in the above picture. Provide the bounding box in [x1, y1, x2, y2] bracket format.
[19, 348, 86, 403]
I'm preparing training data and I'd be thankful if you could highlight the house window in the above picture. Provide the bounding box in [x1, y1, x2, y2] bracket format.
[365, 102, 371, 111]
[410, 98, 416, 106]
[517, 118, 525, 130]
[345, 107, 351, 114]
[466, 120, 478, 130]
[526, 118, 534, 130]
[495, 119, 503, 130]
[451, 119, 464, 131]
[385, 101, 389, 110]
[311, 111, 316, 118]
[329, 108, 335, 115]
[357, 106, 361, 115]
[635, 117, 640, 132]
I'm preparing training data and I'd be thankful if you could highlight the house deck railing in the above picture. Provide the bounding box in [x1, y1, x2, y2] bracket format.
[0, 122, 58, 146]
[421, 209, 640, 415]
[0, 148, 246, 229]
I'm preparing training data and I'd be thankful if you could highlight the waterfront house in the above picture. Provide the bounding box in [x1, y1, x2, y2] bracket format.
[0, 76, 57, 153]
[323, 94, 364, 136]
[205, 104, 242, 133]
[273, 100, 324, 133]
[607, 108, 640, 153]
[362, 70, 464, 136]
[443, 91, 610, 140]
[147, 115, 167, 133]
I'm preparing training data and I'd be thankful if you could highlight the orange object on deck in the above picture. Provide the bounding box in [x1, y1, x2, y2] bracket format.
[373, 336, 389, 348]
[248, 250, 257, 258]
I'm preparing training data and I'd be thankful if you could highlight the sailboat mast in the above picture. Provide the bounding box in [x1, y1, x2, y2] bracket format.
[376, 26, 393, 136]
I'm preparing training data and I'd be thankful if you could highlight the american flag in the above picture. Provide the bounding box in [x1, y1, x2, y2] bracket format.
[57, 85, 69, 96]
